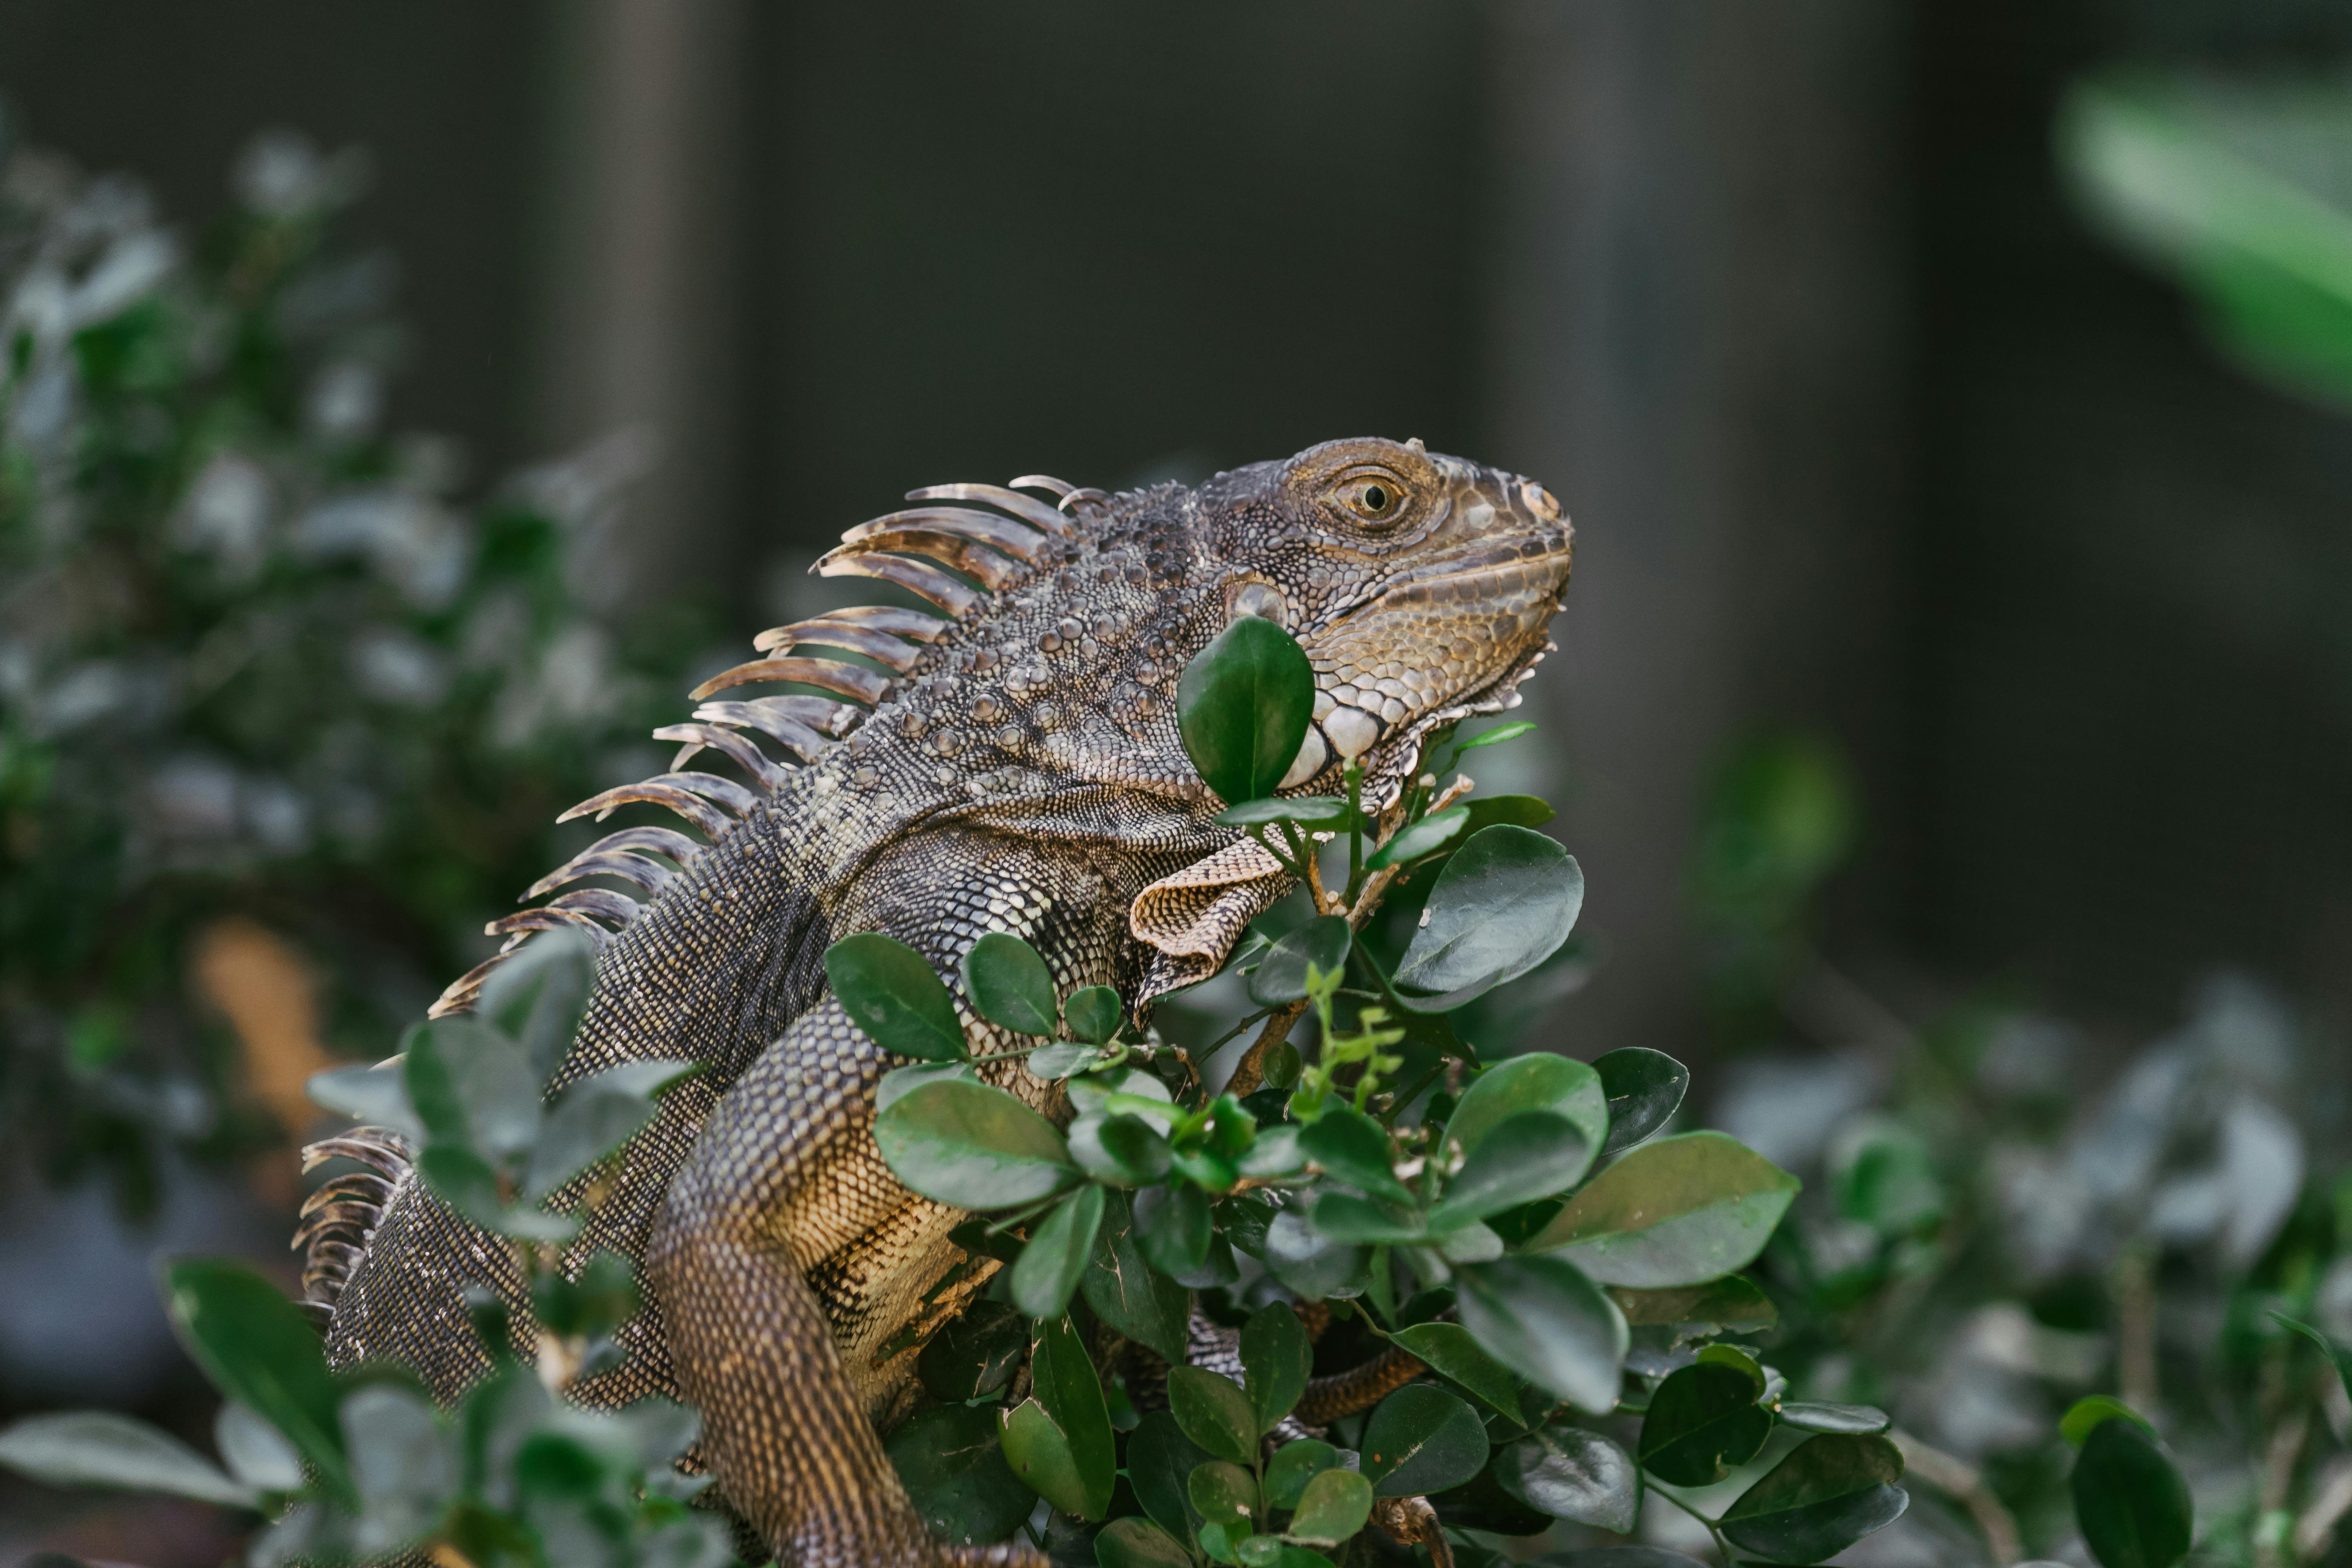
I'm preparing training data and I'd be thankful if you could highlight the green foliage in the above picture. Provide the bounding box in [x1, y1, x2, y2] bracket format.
[2071, 1419, 2192, 1568]
[0, 125, 712, 1197]
[0, 930, 732, 1563]
[1175, 615, 1315, 805]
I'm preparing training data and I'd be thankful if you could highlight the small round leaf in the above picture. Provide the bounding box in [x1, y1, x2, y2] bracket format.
[826, 933, 966, 1061]
[963, 932, 1059, 1037]
[1361, 1385, 1490, 1497]
[1178, 615, 1317, 805]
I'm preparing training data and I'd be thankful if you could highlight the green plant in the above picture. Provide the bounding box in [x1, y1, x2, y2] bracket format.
[0, 116, 710, 1200]
[0, 931, 736, 1565]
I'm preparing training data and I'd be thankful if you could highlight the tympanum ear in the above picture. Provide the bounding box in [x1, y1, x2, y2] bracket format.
[1129, 837, 1294, 1008]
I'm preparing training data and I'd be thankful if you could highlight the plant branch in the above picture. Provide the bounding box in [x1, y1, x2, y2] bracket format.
[1892, 1429, 2021, 1566]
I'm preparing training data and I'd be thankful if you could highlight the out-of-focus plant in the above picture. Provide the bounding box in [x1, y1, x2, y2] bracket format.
[0, 931, 740, 1566]
[1695, 729, 2352, 1566]
[2062, 69, 2352, 409]
[0, 113, 707, 1204]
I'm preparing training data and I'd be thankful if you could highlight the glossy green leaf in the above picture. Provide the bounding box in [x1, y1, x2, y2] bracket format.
[1310, 1192, 1423, 1245]
[1694, 1343, 1766, 1398]
[1720, 1434, 1910, 1566]
[1064, 986, 1125, 1045]
[1526, 1132, 1799, 1287]
[1298, 1108, 1411, 1205]
[1129, 1411, 1212, 1540]
[1365, 806, 1470, 871]
[1394, 828, 1583, 1006]
[873, 1080, 1076, 1208]
[1779, 1403, 1891, 1436]
[1606, 1276, 1778, 1332]
[918, 1299, 1027, 1401]
[1178, 615, 1317, 805]
[1249, 916, 1352, 1007]
[1455, 1255, 1627, 1414]
[2273, 1311, 2352, 1404]
[1389, 1323, 1525, 1421]
[889, 1403, 1036, 1547]
[476, 926, 595, 1086]
[1189, 1458, 1259, 1526]
[1288, 1467, 1372, 1546]
[826, 933, 967, 1062]
[1033, 1313, 1115, 1518]
[1493, 1423, 1641, 1532]
[1001, 1399, 1089, 1519]
[1263, 1209, 1365, 1303]
[1239, 1125, 1305, 1180]
[1460, 793, 1556, 831]
[1137, 1181, 1215, 1279]
[1092, 1113, 1178, 1187]
[0, 1411, 258, 1508]
[1593, 1048, 1688, 1160]
[1242, 1303, 1311, 1434]
[1082, 1191, 1190, 1364]
[162, 1259, 351, 1505]
[1432, 1111, 1592, 1225]
[1637, 1363, 1772, 1486]
[1169, 1366, 1258, 1465]
[2062, 1395, 2154, 1450]
[523, 1058, 697, 1200]
[1012, 1185, 1106, 1321]
[2073, 1418, 2192, 1568]
[1025, 1042, 1102, 1080]
[876, 1060, 982, 1113]
[963, 932, 1059, 1037]
[1447, 1053, 1607, 1165]
[1198, 1521, 1242, 1566]
[1362, 1385, 1490, 1497]
[1264, 1439, 1341, 1509]
[1095, 1516, 1194, 1568]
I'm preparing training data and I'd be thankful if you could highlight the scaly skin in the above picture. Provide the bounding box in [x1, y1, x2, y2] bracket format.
[312, 438, 1572, 1565]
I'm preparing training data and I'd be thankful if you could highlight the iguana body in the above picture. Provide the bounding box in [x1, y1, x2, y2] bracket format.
[309, 439, 1572, 1564]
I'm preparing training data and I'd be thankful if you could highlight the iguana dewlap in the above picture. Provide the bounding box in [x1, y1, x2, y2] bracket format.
[305, 439, 1572, 1565]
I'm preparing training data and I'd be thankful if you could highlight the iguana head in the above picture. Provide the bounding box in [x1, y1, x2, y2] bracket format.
[1193, 436, 1573, 802]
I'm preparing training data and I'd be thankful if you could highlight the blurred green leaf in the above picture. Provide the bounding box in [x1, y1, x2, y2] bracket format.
[162, 1258, 351, 1504]
[1217, 796, 1357, 830]
[825, 933, 967, 1062]
[2272, 1312, 2352, 1404]
[1263, 1209, 1364, 1303]
[963, 932, 1059, 1038]
[407, 1016, 539, 1162]
[1298, 1108, 1410, 1205]
[2061, 1395, 2155, 1450]
[1721, 1435, 1909, 1566]
[1779, 1403, 1891, 1436]
[1094, 1516, 1194, 1568]
[873, 1080, 1075, 1208]
[1606, 1276, 1777, 1332]
[1137, 1181, 1216, 1279]
[887, 1403, 1036, 1548]
[477, 927, 595, 1087]
[1456, 721, 1536, 755]
[0, 1411, 258, 1508]
[340, 1383, 453, 1551]
[1179, 616, 1316, 805]
[524, 1059, 696, 1200]
[1493, 1423, 1641, 1533]
[1361, 1385, 1488, 1497]
[1455, 1255, 1626, 1414]
[214, 1403, 303, 1493]
[1249, 916, 1352, 1007]
[1526, 1132, 1799, 1287]
[1637, 1363, 1771, 1487]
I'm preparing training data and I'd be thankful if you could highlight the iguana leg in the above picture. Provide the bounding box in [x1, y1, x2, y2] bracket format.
[651, 991, 1039, 1568]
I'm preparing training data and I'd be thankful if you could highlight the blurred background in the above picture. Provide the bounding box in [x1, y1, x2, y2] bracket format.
[5, 1, 2352, 1563]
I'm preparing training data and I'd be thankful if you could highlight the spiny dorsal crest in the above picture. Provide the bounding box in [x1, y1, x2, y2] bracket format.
[429, 475, 1105, 1018]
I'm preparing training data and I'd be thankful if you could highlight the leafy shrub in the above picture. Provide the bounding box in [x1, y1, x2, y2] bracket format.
[0, 116, 708, 1199]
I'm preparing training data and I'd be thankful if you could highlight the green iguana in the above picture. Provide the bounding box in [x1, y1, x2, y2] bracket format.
[299, 437, 1572, 1565]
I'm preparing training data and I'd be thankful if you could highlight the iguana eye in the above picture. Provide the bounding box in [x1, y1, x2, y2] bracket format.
[1330, 470, 1409, 526]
